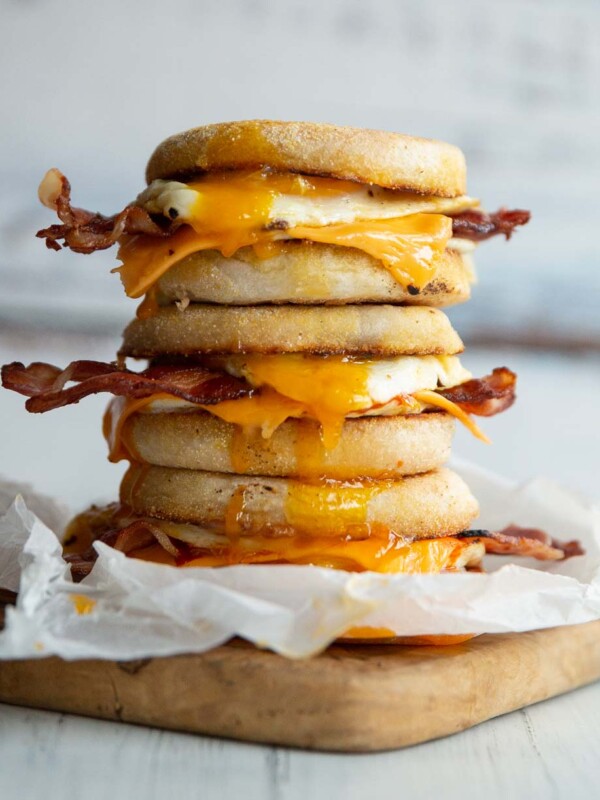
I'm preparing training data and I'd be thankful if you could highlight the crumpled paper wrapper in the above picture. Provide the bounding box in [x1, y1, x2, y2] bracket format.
[0, 459, 599, 660]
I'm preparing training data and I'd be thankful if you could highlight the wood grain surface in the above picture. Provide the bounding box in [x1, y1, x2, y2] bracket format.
[2, 622, 600, 752]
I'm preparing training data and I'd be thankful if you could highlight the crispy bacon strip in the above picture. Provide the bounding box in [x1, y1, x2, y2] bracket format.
[113, 520, 180, 558]
[3, 359, 516, 421]
[450, 208, 530, 241]
[36, 169, 174, 254]
[64, 522, 181, 581]
[36, 169, 530, 255]
[65, 529, 119, 581]
[457, 526, 584, 561]
[1, 360, 251, 413]
[438, 367, 516, 417]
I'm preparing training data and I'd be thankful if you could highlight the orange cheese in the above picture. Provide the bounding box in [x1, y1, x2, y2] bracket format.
[287, 215, 451, 288]
[113, 170, 452, 300]
[342, 629, 476, 645]
[130, 533, 479, 574]
[116, 214, 450, 300]
[220, 354, 373, 447]
[103, 394, 169, 462]
[64, 502, 484, 575]
[201, 388, 306, 439]
[412, 390, 490, 443]
[207, 387, 486, 448]
[103, 385, 487, 463]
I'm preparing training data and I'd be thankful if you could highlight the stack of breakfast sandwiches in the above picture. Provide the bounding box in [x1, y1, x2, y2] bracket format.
[3, 121, 579, 641]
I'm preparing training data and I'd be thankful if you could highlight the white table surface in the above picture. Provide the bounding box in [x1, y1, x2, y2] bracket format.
[0, 330, 599, 799]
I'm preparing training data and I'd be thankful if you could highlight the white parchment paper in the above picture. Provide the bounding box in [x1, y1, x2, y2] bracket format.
[0, 459, 599, 659]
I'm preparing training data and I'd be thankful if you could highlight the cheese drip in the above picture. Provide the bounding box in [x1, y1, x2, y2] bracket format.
[223, 354, 371, 447]
[342, 629, 476, 644]
[114, 171, 466, 299]
[165, 533, 482, 573]
[116, 214, 451, 300]
[65, 503, 483, 575]
[211, 353, 474, 447]
[103, 357, 488, 463]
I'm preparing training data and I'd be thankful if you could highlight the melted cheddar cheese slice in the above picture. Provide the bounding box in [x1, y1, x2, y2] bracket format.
[114, 171, 478, 298]
[64, 503, 484, 574]
[154, 534, 482, 573]
[103, 354, 488, 462]
[124, 518, 485, 572]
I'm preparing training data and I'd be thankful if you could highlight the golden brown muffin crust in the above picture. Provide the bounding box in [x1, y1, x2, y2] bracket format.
[120, 466, 479, 539]
[145, 120, 467, 197]
[155, 244, 472, 308]
[125, 411, 456, 478]
[120, 304, 464, 357]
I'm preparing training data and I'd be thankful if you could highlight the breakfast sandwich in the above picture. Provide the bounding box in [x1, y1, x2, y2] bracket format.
[4, 120, 577, 608]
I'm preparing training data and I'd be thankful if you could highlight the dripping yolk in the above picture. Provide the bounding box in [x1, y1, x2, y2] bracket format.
[102, 353, 489, 464]
[283, 479, 388, 538]
[217, 354, 372, 448]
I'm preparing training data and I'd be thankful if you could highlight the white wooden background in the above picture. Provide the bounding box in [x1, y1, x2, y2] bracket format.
[0, 0, 599, 345]
[2, 685, 600, 800]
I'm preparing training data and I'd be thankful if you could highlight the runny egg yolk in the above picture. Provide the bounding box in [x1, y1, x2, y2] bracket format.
[222, 354, 373, 447]
[102, 355, 488, 463]
[115, 170, 453, 300]
[208, 353, 476, 447]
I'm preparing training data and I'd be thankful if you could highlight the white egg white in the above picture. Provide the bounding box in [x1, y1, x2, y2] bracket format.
[365, 355, 471, 403]
[220, 354, 470, 414]
[137, 179, 479, 229]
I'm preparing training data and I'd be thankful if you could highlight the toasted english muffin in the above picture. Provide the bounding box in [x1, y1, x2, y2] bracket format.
[155, 243, 473, 308]
[145, 120, 466, 197]
[120, 465, 479, 539]
[121, 304, 464, 357]
[122, 411, 455, 479]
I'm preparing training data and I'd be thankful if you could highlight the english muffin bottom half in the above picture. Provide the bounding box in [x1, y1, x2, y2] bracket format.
[154, 243, 474, 308]
[117, 410, 456, 479]
[120, 465, 479, 540]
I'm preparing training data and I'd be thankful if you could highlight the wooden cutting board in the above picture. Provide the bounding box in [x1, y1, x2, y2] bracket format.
[1, 621, 600, 751]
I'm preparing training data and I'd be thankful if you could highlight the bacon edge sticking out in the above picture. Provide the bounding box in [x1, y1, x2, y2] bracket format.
[457, 526, 584, 561]
[36, 169, 175, 254]
[450, 208, 531, 242]
[64, 522, 181, 581]
[1, 360, 251, 413]
[438, 367, 516, 416]
[2, 359, 516, 423]
[36, 169, 530, 255]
